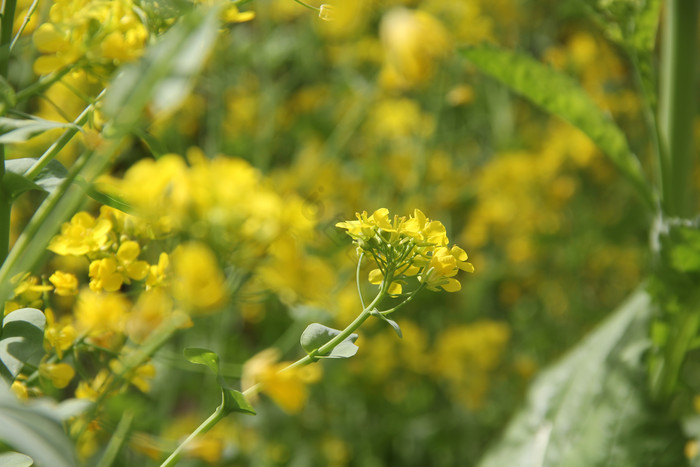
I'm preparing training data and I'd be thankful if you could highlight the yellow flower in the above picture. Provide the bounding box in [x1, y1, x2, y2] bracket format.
[49, 271, 79, 296]
[48, 212, 112, 256]
[422, 246, 474, 292]
[75, 289, 130, 349]
[32, 0, 148, 75]
[379, 8, 451, 90]
[146, 252, 170, 289]
[75, 369, 111, 401]
[171, 242, 227, 311]
[44, 309, 77, 359]
[39, 362, 75, 389]
[109, 359, 157, 393]
[88, 241, 149, 292]
[11, 380, 29, 400]
[242, 348, 322, 414]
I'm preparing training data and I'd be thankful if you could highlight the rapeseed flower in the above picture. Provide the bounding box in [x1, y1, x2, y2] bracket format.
[337, 209, 473, 294]
[48, 212, 112, 257]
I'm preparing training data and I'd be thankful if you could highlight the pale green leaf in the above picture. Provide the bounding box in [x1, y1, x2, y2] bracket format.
[0, 117, 77, 143]
[0, 382, 79, 467]
[0, 452, 33, 467]
[300, 323, 359, 359]
[478, 289, 686, 467]
[0, 308, 45, 380]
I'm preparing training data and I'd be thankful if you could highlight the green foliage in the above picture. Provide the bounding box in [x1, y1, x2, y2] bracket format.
[370, 309, 403, 338]
[461, 44, 653, 208]
[0, 308, 45, 380]
[184, 347, 256, 415]
[0, 452, 33, 467]
[479, 289, 687, 467]
[0, 382, 86, 467]
[0, 117, 78, 144]
[300, 323, 359, 359]
[3, 158, 67, 199]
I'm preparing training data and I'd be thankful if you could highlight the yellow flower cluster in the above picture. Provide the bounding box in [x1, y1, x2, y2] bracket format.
[32, 0, 148, 75]
[101, 150, 325, 305]
[337, 208, 473, 293]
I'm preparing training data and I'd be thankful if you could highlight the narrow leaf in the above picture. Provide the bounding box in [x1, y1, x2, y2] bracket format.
[300, 323, 359, 359]
[0, 117, 78, 143]
[477, 289, 685, 467]
[461, 45, 651, 206]
[370, 309, 403, 338]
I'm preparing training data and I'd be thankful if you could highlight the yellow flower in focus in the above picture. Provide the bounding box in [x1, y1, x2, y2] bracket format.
[49, 271, 79, 296]
[379, 8, 451, 90]
[39, 362, 75, 389]
[171, 242, 227, 311]
[423, 246, 475, 292]
[48, 212, 112, 256]
[88, 241, 149, 292]
[89, 257, 123, 292]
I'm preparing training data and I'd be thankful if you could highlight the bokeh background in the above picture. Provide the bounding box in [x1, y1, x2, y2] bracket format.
[6, 0, 663, 465]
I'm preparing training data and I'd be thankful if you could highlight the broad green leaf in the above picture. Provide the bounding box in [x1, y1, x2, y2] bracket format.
[370, 309, 402, 339]
[184, 347, 220, 375]
[461, 45, 652, 207]
[300, 323, 359, 359]
[478, 289, 686, 467]
[0, 452, 33, 467]
[0, 308, 46, 380]
[0, 382, 79, 467]
[0, 117, 78, 143]
[223, 388, 256, 415]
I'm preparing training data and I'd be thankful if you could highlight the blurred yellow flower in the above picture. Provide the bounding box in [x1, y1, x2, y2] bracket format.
[242, 348, 322, 414]
[171, 242, 227, 311]
[40, 362, 75, 389]
[379, 8, 451, 90]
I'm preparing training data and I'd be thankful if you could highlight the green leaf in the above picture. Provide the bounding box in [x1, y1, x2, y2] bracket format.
[300, 323, 359, 359]
[370, 309, 402, 339]
[2, 158, 69, 199]
[223, 388, 256, 415]
[184, 347, 220, 375]
[0, 452, 33, 467]
[0, 308, 46, 380]
[103, 6, 220, 122]
[461, 45, 652, 207]
[0, 75, 16, 116]
[477, 289, 686, 467]
[0, 117, 78, 143]
[575, 0, 662, 56]
[0, 382, 80, 467]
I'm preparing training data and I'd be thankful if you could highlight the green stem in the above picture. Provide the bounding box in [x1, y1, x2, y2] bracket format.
[162, 267, 394, 466]
[95, 411, 135, 467]
[0, 0, 16, 266]
[24, 90, 103, 181]
[658, 0, 698, 217]
[159, 398, 227, 467]
[292, 0, 320, 12]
